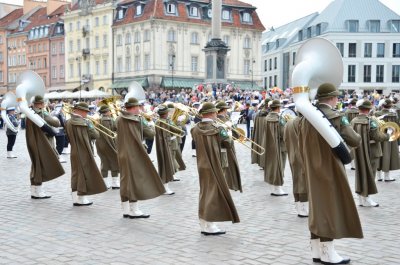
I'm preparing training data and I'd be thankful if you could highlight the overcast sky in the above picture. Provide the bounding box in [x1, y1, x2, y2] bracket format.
[1, 0, 399, 31]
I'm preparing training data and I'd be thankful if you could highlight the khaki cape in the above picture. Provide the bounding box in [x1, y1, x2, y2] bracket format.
[95, 116, 119, 172]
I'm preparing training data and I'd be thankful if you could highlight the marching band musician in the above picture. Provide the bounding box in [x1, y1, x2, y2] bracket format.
[374, 99, 399, 182]
[283, 113, 308, 217]
[116, 97, 165, 219]
[51, 103, 67, 163]
[191, 102, 240, 235]
[65, 102, 107, 206]
[216, 101, 242, 192]
[26, 95, 65, 199]
[154, 105, 183, 195]
[190, 102, 202, 157]
[251, 98, 270, 168]
[95, 105, 120, 190]
[5, 107, 19, 158]
[167, 103, 186, 177]
[351, 100, 389, 207]
[345, 98, 359, 170]
[263, 99, 288, 196]
[298, 83, 362, 264]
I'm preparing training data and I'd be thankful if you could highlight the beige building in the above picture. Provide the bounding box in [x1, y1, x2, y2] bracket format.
[63, 0, 115, 92]
[112, 0, 265, 94]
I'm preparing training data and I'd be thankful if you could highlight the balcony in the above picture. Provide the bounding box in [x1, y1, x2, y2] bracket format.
[82, 74, 92, 83]
[82, 48, 90, 58]
[82, 25, 90, 37]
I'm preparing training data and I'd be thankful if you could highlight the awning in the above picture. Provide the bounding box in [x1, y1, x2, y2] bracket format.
[47, 86, 66, 92]
[230, 81, 262, 91]
[112, 77, 149, 89]
[161, 77, 203, 89]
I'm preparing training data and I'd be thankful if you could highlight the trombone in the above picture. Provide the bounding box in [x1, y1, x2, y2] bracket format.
[63, 103, 117, 139]
[215, 117, 265, 156]
[140, 111, 185, 138]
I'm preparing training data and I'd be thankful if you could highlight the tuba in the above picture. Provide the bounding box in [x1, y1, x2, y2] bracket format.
[291, 37, 352, 164]
[0, 92, 19, 133]
[124, 81, 146, 102]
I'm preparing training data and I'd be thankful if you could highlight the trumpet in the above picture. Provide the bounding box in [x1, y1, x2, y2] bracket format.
[140, 111, 185, 138]
[63, 103, 117, 139]
[370, 116, 400, 142]
[98, 96, 123, 118]
[215, 117, 265, 156]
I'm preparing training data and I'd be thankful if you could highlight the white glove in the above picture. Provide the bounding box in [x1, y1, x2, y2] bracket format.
[227, 130, 232, 137]
[177, 115, 186, 122]
[225, 121, 233, 129]
[148, 121, 155, 127]
[387, 128, 394, 135]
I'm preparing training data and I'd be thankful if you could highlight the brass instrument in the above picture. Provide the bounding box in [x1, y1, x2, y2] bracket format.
[171, 103, 191, 125]
[280, 108, 297, 122]
[371, 116, 400, 142]
[63, 103, 117, 139]
[140, 111, 185, 138]
[215, 117, 265, 156]
[98, 96, 122, 118]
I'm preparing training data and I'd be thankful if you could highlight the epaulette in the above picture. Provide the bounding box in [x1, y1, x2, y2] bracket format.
[369, 119, 378, 129]
[341, 116, 350, 126]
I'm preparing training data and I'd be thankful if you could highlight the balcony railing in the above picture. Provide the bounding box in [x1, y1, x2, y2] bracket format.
[82, 25, 90, 36]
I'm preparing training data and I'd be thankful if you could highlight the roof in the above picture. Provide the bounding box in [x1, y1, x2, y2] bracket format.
[0, 8, 23, 28]
[70, 0, 110, 11]
[113, 0, 265, 31]
[7, 6, 44, 34]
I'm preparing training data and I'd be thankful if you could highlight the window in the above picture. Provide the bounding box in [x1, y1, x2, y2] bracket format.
[85, 38, 90, 49]
[393, 65, 400, 83]
[0, 52, 3, 62]
[390, 20, 400, 33]
[348, 43, 356, 57]
[69, 64, 74, 78]
[95, 36, 99, 49]
[117, 9, 124, 20]
[134, 55, 140, 71]
[393, 43, 400, 58]
[166, 3, 176, 14]
[77, 39, 81, 52]
[52, 66, 57, 79]
[269, 76, 272, 88]
[376, 65, 384, 82]
[191, 56, 198, 72]
[269, 58, 272, 70]
[144, 54, 150, 70]
[94, 61, 99, 75]
[191, 32, 198, 44]
[189, 6, 198, 17]
[125, 33, 131, 45]
[103, 15, 108, 25]
[316, 24, 321, 35]
[0, 71, 3, 82]
[242, 12, 251, 23]
[292, 52, 296, 65]
[168, 54, 175, 70]
[60, 42, 64, 54]
[95, 17, 99, 27]
[306, 27, 312, 38]
[244, 59, 250, 75]
[368, 20, 380, 33]
[244, 37, 251, 49]
[136, 5, 143, 16]
[103, 60, 108, 75]
[363, 65, 371, 82]
[264, 60, 267, 72]
[69, 22, 73, 32]
[117, 58, 122, 73]
[117, 34, 122, 46]
[348, 20, 359, 32]
[274, 57, 277, 69]
[144, 30, 150, 41]
[0, 35, 2, 44]
[274, 75, 277, 87]
[364, 43, 372, 58]
[77, 21, 81, 30]
[85, 62, 89, 75]
[207, 9, 212, 18]
[298, 30, 303, 41]
[134, 31, 140, 43]
[52, 43, 56, 55]
[223, 35, 229, 46]
[377, 43, 385, 57]
[103, 34, 108, 48]
[348, 65, 356, 82]
[167, 29, 176, 42]
[222, 10, 230, 20]
[126, 56, 131, 71]
[60, 65, 64, 78]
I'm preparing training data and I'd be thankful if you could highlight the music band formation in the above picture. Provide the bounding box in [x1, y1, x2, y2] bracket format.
[1, 40, 400, 265]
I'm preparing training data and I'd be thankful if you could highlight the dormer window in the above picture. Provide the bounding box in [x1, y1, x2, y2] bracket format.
[117, 8, 127, 20]
[390, 20, 400, 32]
[222, 10, 230, 20]
[29, 30, 34, 39]
[208, 9, 212, 18]
[242, 12, 251, 23]
[368, 20, 380, 33]
[44, 27, 49, 36]
[166, 3, 176, 14]
[39, 27, 44, 37]
[189, 6, 198, 17]
[136, 4, 143, 16]
[347, 20, 359, 32]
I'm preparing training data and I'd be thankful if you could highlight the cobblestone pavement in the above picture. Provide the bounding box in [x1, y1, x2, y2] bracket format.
[0, 125, 399, 265]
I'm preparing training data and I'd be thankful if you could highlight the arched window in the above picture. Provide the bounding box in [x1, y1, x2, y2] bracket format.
[167, 29, 176, 42]
[166, 3, 176, 14]
[242, 12, 251, 23]
[125, 33, 131, 44]
[189, 6, 198, 17]
[191, 32, 198, 44]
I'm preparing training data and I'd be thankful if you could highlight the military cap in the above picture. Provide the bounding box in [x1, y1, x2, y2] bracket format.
[125, 97, 141, 108]
[215, 101, 230, 110]
[6, 107, 16, 111]
[349, 98, 358, 105]
[199, 102, 218, 114]
[316, 83, 340, 99]
[269, 99, 282, 108]
[167, 103, 175, 109]
[357, 100, 373, 110]
[73, 102, 90, 112]
[33, 95, 44, 104]
[382, 99, 392, 108]
[89, 104, 96, 109]
[157, 105, 169, 115]
[192, 102, 200, 107]
[98, 105, 110, 113]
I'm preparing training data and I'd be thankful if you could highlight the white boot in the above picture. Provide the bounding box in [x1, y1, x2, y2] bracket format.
[31, 185, 51, 199]
[362, 196, 379, 207]
[129, 202, 150, 218]
[271, 186, 288, 196]
[59, 156, 66, 163]
[350, 160, 355, 170]
[73, 193, 92, 206]
[30, 186, 38, 198]
[358, 195, 364, 206]
[111, 177, 120, 189]
[104, 177, 112, 189]
[122, 201, 133, 218]
[295, 201, 300, 215]
[192, 150, 197, 157]
[320, 241, 350, 264]
[384, 171, 395, 182]
[71, 191, 79, 204]
[201, 222, 226, 236]
[376, 171, 382, 181]
[298, 202, 309, 217]
[63, 147, 70, 154]
[163, 183, 175, 195]
[7, 151, 17, 158]
[310, 239, 321, 262]
[199, 218, 207, 232]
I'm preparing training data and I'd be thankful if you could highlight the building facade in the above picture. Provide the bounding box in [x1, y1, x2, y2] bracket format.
[262, 0, 400, 93]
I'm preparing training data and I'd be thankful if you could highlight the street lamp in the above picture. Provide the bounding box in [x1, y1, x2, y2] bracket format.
[251, 59, 255, 90]
[170, 54, 175, 90]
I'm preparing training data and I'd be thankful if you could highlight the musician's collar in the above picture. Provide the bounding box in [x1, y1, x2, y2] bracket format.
[202, 118, 214, 122]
